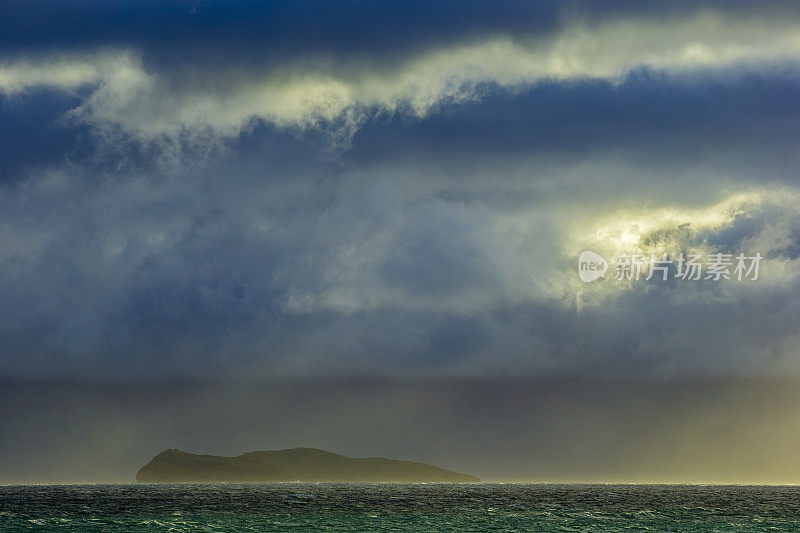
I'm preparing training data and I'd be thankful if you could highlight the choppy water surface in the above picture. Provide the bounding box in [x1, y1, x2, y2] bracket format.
[2, 483, 800, 531]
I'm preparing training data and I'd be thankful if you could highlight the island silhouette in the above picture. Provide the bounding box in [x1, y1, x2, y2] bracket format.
[136, 447, 480, 483]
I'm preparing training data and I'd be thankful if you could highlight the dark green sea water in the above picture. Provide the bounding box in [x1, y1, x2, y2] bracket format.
[2, 483, 800, 531]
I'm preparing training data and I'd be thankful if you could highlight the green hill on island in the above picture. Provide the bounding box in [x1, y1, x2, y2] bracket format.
[136, 448, 480, 483]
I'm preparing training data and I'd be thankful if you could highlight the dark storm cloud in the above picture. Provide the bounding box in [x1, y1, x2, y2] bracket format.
[5, 0, 799, 147]
[0, 0, 560, 58]
[345, 70, 800, 185]
[2, 1, 798, 59]
[1, 142, 798, 380]
[0, 0, 799, 382]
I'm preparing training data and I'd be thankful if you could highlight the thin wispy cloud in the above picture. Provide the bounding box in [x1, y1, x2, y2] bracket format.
[2, 10, 799, 147]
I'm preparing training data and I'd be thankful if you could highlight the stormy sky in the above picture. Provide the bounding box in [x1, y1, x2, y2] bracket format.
[2, 1, 800, 482]
[2, 0, 799, 380]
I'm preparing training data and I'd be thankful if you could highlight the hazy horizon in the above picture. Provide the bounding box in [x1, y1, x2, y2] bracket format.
[4, 376, 800, 485]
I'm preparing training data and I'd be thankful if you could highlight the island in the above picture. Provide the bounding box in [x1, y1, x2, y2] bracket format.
[136, 447, 480, 483]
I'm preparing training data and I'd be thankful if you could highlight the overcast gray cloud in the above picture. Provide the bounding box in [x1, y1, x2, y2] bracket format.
[0, 0, 799, 383]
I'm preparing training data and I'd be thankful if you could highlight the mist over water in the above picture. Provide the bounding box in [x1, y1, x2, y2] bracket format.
[3, 377, 800, 485]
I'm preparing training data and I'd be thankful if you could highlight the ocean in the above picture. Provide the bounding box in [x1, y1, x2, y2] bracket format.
[2, 483, 800, 531]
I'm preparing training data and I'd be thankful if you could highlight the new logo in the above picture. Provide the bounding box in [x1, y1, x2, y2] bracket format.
[578, 250, 608, 282]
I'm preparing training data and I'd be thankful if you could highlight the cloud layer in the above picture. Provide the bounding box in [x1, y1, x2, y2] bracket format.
[2, 8, 800, 146]
[0, 1, 799, 380]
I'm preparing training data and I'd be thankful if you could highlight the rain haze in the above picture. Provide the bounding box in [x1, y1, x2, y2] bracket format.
[2, 0, 800, 484]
